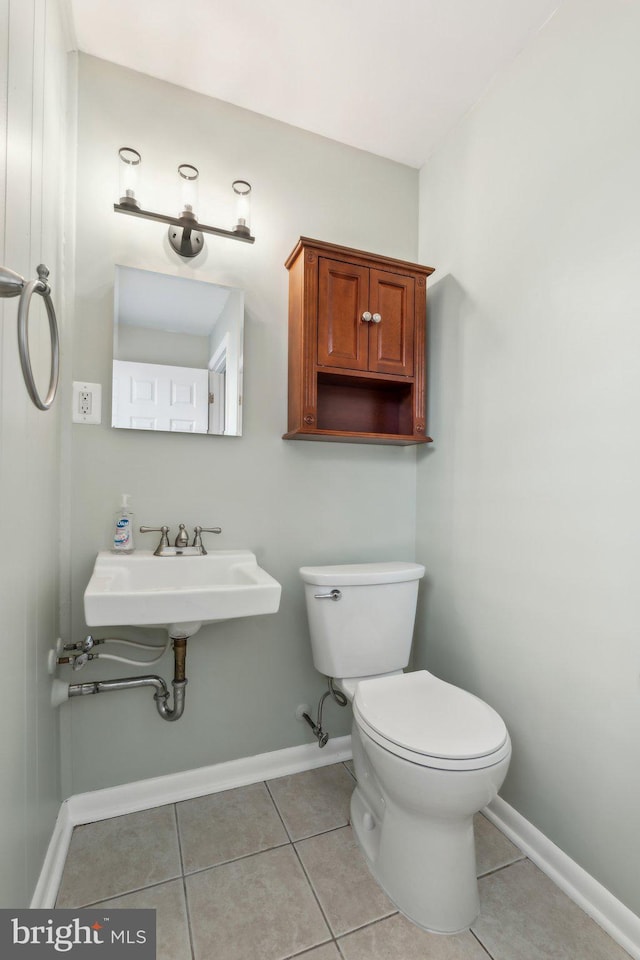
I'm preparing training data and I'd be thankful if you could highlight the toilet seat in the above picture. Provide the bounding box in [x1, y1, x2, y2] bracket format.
[353, 670, 510, 771]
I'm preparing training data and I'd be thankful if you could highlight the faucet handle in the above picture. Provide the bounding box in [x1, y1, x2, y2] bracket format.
[140, 525, 170, 556]
[192, 525, 222, 554]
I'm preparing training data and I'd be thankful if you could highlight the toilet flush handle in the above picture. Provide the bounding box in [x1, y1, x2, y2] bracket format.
[313, 589, 342, 601]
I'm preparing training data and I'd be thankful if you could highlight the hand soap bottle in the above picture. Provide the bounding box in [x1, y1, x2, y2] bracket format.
[112, 494, 134, 553]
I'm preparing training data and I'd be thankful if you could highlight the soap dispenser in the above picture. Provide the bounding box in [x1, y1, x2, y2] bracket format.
[112, 494, 134, 553]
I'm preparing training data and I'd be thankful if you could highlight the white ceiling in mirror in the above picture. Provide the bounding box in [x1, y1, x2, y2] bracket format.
[67, 0, 562, 168]
[116, 267, 232, 337]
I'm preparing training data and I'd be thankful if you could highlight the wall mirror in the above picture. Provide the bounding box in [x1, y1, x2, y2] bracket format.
[112, 265, 243, 436]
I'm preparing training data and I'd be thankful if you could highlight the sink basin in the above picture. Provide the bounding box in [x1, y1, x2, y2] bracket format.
[84, 550, 282, 637]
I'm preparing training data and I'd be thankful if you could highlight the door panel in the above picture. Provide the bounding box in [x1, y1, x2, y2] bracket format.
[112, 360, 209, 433]
[368, 270, 415, 376]
[317, 257, 370, 371]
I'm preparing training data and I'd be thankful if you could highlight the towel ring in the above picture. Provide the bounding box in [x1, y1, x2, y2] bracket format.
[0, 263, 59, 411]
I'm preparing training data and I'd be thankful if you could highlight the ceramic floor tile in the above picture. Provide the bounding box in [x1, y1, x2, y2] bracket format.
[338, 913, 490, 960]
[56, 806, 181, 907]
[91, 879, 191, 960]
[287, 944, 341, 960]
[473, 858, 631, 959]
[176, 781, 289, 872]
[267, 764, 354, 840]
[186, 845, 331, 960]
[55, 764, 632, 960]
[295, 825, 396, 936]
[474, 812, 524, 877]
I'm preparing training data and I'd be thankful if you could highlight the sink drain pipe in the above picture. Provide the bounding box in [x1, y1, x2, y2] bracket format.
[58, 638, 188, 722]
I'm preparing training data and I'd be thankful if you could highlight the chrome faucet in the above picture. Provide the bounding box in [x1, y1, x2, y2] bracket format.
[140, 524, 222, 556]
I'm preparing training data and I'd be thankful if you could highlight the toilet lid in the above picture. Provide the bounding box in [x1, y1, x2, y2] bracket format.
[353, 670, 508, 761]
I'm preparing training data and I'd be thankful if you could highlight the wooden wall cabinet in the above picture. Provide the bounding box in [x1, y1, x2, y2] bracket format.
[284, 237, 435, 445]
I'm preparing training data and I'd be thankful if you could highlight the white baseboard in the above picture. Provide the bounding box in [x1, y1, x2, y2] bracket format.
[30, 803, 74, 910]
[485, 796, 640, 960]
[31, 735, 352, 908]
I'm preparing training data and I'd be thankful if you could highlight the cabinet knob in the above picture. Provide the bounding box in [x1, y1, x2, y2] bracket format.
[361, 311, 372, 323]
[371, 313, 382, 324]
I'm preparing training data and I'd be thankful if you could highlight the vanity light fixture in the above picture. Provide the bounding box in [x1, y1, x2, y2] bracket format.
[114, 147, 255, 259]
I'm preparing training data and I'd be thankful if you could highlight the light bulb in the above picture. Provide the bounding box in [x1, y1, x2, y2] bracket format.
[118, 147, 141, 209]
[178, 164, 199, 219]
[232, 180, 252, 236]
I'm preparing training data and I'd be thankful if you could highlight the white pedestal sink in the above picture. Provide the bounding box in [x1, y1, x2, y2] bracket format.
[84, 549, 282, 638]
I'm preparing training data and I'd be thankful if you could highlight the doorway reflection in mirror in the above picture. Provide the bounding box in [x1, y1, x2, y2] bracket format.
[112, 266, 243, 436]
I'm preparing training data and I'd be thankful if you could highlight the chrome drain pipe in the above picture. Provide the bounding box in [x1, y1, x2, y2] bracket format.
[68, 675, 187, 722]
[65, 637, 188, 721]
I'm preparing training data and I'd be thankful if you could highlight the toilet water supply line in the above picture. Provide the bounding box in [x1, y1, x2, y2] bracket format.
[52, 635, 188, 721]
[302, 678, 348, 747]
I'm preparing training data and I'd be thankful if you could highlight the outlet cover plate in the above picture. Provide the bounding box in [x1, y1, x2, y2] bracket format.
[72, 381, 102, 424]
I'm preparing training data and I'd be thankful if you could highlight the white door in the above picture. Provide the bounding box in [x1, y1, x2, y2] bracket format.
[112, 360, 209, 433]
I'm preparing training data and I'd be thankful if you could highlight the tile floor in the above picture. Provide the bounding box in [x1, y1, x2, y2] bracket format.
[56, 762, 631, 960]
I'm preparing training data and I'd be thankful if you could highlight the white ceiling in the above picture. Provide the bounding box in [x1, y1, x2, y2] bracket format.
[116, 266, 232, 336]
[68, 0, 561, 168]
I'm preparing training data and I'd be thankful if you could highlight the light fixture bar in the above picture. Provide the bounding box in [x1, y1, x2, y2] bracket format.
[113, 203, 255, 244]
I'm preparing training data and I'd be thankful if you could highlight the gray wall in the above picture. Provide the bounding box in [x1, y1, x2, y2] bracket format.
[62, 55, 419, 796]
[116, 324, 210, 367]
[0, 0, 67, 906]
[416, 0, 640, 916]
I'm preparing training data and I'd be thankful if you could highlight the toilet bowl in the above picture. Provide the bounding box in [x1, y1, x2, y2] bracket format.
[347, 670, 511, 933]
[299, 561, 512, 934]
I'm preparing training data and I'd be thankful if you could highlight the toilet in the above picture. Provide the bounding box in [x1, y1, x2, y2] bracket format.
[300, 561, 511, 934]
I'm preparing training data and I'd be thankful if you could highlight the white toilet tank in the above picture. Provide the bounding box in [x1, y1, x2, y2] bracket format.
[299, 562, 425, 679]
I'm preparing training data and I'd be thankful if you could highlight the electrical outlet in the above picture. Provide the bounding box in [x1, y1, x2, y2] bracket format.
[72, 381, 102, 424]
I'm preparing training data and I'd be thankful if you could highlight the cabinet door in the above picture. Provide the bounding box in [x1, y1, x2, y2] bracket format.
[368, 270, 415, 377]
[317, 257, 370, 371]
